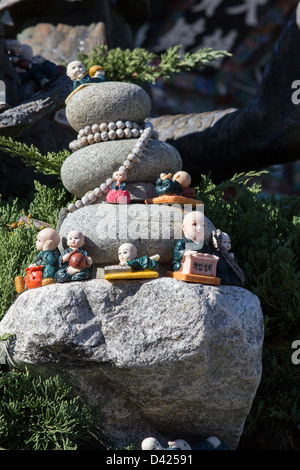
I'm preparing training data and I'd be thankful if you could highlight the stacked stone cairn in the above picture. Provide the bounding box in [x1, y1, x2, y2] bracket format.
[59, 81, 200, 271]
[0, 81, 264, 450]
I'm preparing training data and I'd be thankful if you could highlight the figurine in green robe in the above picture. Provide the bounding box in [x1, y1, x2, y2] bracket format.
[32, 227, 60, 280]
[66, 60, 105, 90]
[15, 227, 61, 293]
[54, 230, 93, 283]
[173, 211, 210, 271]
[155, 171, 192, 197]
[118, 243, 160, 271]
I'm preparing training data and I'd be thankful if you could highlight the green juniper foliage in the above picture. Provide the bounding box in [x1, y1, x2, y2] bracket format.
[78, 45, 231, 85]
[0, 136, 69, 177]
[196, 172, 300, 450]
[0, 368, 98, 450]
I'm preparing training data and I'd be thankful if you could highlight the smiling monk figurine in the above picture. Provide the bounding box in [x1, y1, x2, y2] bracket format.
[54, 230, 93, 283]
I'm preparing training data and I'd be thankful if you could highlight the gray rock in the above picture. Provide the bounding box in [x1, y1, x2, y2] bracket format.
[58, 203, 214, 265]
[91, 182, 157, 203]
[0, 278, 264, 449]
[61, 138, 182, 197]
[122, 182, 156, 202]
[65, 82, 152, 132]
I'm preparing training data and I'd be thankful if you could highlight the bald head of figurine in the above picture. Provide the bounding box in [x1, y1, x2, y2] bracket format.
[36, 228, 60, 252]
[66, 61, 87, 81]
[172, 171, 191, 188]
[118, 243, 137, 265]
[67, 230, 85, 249]
[141, 437, 163, 450]
[182, 211, 205, 244]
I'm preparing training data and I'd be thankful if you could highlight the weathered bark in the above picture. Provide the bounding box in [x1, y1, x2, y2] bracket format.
[0, 74, 72, 138]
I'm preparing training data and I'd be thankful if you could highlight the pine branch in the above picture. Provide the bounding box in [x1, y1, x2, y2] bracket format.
[78, 45, 231, 85]
[204, 170, 269, 194]
[0, 137, 69, 176]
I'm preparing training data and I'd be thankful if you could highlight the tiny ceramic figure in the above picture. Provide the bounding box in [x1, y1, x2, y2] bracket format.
[54, 230, 93, 283]
[15, 227, 60, 293]
[141, 435, 229, 451]
[8, 40, 59, 90]
[168, 439, 191, 450]
[104, 243, 160, 280]
[30, 54, 60, 89]
[212, 229, 245, 286]
[106, 169, 131, 204]
[141, 437, 165, 450]
[173, 211, 211, 271]
[118, 243, 159, 271]
[89, 65, 106, 81]
[66, 60, 104, 90]
[156, 171, 192, 197]
[167, 211, 220, 285]
[8, 40, 32, 81]
[145, 171, 202, 206]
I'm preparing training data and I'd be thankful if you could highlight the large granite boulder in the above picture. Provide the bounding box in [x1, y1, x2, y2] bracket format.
[0, 278, 264, 449]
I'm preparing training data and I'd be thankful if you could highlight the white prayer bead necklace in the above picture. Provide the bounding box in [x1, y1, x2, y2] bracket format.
[69, 120, 144, 151]
[67, 121, 155, 213]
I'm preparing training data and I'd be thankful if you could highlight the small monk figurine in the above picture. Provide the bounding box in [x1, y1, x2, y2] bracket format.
[104, 243, 160, 280]
[167, 211, 220, 285]
[172, 211, 210, 272]
[155, 171, 192, 197]
[211, 229, 245, 286]
[118, 243, 160, 271]
[15, 227, 60, 293]
[54, 230, 93, 283]
[66, 61, 104, 90]
[145, 171, 201, 205]
[106, 169, 131, 204]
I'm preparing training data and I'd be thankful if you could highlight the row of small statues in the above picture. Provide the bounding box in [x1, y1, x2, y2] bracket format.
[7, 41, 106, 99]
[7, 39, 63, 90]
[15, 210, 244, 293]
[141, 436, 229, 451]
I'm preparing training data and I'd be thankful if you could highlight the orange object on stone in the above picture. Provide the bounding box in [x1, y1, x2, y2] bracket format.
[24, 265, 44, 289]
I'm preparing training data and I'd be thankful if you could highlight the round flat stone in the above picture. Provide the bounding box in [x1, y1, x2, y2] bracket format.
[66, 82, 152, 132]
[58, 204, 214, 266]
[61, 139, 182, 197]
